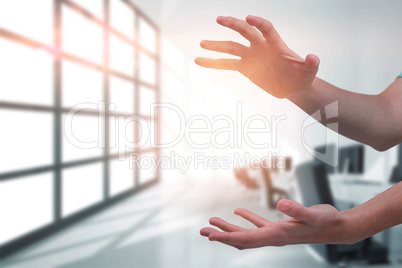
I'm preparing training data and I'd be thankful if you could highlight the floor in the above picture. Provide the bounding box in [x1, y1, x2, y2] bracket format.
[1, 177, 402, 268]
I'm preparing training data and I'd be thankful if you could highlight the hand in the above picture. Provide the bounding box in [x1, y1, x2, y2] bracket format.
[195, 16, 320, 99]
[200, 199, 356, 250]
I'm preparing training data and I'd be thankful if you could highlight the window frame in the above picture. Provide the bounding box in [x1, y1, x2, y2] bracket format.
[0, 0, 161, 259]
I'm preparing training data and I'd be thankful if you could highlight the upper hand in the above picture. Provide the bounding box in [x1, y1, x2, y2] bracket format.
[195, 16, 320, 99]
[200, 199, 357, 250]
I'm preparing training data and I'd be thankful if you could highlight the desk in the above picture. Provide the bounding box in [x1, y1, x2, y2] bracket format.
[329, 175, 395, 250]
[329, 175, 392, 205]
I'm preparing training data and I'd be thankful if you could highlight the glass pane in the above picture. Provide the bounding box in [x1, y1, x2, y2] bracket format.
[0, 172, 53, 245]
[62, 114, 104, 163]
[110, 158, 134, 196]
[62, 162, 103, 217]
[62, 6, 103, 65]
[0, 0, 53, 45]
[0, 110, 53, 174]
[110, 0, 135, 39]
[139, 53, 156, 85]
[139, 86, 156, 116]
[139, 18, 156, 54]
[161, 68, 186, 106]
[139, 152, 157, 184]
[62, 60, 104, 109]
[110, 76, 135, 114]
[109, 114, 135, 156]
[110, 34, 135, 77]
[0, 38, 53, 106]
[161, 37, 185, 76]
[138, 119, 152, 150]
[69, 0, 103, 20]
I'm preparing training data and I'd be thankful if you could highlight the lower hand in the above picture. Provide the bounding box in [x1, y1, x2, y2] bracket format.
[200, 199, 357, 249]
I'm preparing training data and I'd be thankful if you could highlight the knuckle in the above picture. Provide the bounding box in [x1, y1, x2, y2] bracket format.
[290, 208, 299, 218]
[264, 20, 273, 30]
[229, 42, 235, 52]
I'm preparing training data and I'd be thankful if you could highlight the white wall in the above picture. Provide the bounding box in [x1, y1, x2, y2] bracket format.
[132, 0, 402, 181]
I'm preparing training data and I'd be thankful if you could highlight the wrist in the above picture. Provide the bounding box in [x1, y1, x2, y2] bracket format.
[286, 77, 321, 112]
[337, 208, 365, 245]
[286, 78, 317, 100]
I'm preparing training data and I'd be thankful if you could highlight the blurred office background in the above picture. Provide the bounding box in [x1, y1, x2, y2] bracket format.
[1, 0, 402, 267]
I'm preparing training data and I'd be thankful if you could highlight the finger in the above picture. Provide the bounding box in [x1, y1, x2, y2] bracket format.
[209, 231, 247, 244]
[200, 40, 248, 57]
[209, 217, 246, 232]
[207, 232, 245, 249]
[234, 208, 270, 228]
[194, 57, 240, 70]
[303, 54, 320, 75]
[200, 227, 220, 237]
[217, 16, 264, 44]
[245, 15, 282, 45]
[209, 230, 263, 249]
[277, 199, 313, 222]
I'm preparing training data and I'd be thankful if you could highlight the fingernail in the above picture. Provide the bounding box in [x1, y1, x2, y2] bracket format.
[209, 235, 217, 241]
[280, 201, 291, 212]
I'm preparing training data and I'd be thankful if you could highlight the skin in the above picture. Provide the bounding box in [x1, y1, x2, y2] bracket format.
[195, 15, 402, 249]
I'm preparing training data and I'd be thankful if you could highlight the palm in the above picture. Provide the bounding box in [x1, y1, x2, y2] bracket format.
[195, 16, 319, 99]
[200, 202, 345, 249]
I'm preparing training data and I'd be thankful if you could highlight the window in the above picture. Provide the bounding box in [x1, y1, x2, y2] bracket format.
[62, 163, 103, 217]
[62, 114, 104, 162]
[0, 173, 53, 244]
[0, 0, 160, 258]
[110, 76, 135, 114]
[110, 34, 135, 77]
[139, 17, 156, 54]
[62, 6, 104, 65]
[139, 52, 156, 86]
[0, 110, 53, 174]
[110, 0, 135, 40]
[0, 0, 53, 45]
[139, 152, 158, 185]
[0, 38, 53, 106]
[140, 85, 157, 118]
[62, 60, 104, 109]
[110, 157, 135, 196]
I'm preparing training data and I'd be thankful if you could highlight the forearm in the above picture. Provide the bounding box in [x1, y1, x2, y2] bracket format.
[340, 181, 402, 244]
[288, 77, 402, 151]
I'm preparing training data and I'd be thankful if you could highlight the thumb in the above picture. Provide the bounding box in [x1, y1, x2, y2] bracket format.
[277, 199, 314, 222]
[303, 54, 320, 76]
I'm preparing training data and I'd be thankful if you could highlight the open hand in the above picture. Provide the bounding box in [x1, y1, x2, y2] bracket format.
[200, 199, 356, 250]
[195, 16, 320, 99]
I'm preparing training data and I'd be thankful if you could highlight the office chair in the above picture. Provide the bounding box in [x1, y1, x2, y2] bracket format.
[314, 144, 365, 175]
[338, 145, 365, 174]
[233, 168, 259, 189]
[296, 161, 388, 265]
[389, 143, 402, 184]
[261, 167, 289, 209]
